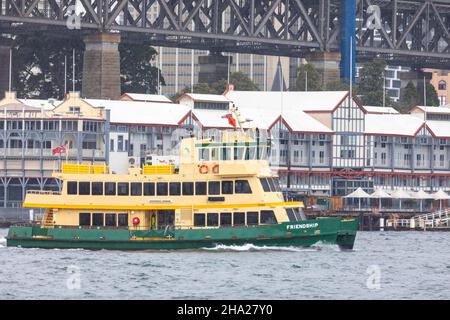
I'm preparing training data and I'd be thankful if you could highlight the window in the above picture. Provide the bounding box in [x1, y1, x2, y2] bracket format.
[267, 178, 276, 192]
[221, 147, 231, 160]
[143, 182, 155, 196]
[272, 178, 282, 192]
[193, 213, 206, 227]
[169, 182, 181, 196]
[246, 212, 259, 225]
[195, 182, 207, 195]
[117, 183, 129, 196]
[118, 135, 124, 152]
[235, 180, 252, 194]
[208, 181, 220, 195]
[220, 212, 232, 226]
[157, 182, 168, 196]
[67, 182, 77, 195]
[438, 80, 447, 91]
[118, 213, 128, 227]
[79, 213, 90, 226]
[110, 139, 114, 152]
[79, 182, 90, 195]
[92, 213, 104, 226]
[260, 178, 270, 192]
[260, 210, 277, 224]
[105, 182, 116, 196]
[105, 214, 117, 227]
[131, 183, 142, 196]
[91, 182, 103, 195]
[182, 182, 194, 195]
[207, 213, 219, 226]
[286, 208, 298, 222]
[233, 212, 245, 226]
[221, 181, 233, 194]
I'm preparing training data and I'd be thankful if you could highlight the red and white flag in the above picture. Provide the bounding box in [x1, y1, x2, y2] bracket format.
[52, 144, 67, 155]
[222, 113, 237, 129]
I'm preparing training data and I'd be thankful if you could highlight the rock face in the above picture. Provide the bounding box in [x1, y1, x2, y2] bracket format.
[82, 33, 121, 100]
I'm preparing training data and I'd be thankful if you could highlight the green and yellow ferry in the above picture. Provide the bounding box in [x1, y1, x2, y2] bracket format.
[6, 111, 358, 250]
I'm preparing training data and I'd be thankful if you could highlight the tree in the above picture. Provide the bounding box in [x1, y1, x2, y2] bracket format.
[11, 34, 164, 99]
[295, 63, 322, 91]
[358, 58, 392, 107]
[12, 35, 84, 99]
[325, 79, 355, 92]
[419, 81, 439, 106]
[398, 81, 419, 113]
[119, 43, 165, 94]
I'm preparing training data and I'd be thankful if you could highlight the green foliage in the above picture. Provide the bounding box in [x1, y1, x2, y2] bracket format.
[295, 64, 322, 91]
[12, 35, 84, 99]
[420, 82, 439, 106]
[358, 58, 392, 107]
[119, 43, 165, 94]
[172, 71, 259, 100]
[11, 34, 164, 99]
[398, 81, 419, 113]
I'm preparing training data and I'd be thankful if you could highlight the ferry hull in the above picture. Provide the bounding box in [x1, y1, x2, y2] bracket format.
[6, 218, 358, 251]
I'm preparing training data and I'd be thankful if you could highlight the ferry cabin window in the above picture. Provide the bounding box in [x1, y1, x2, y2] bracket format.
[105, 182, 116, 196]
[233, 212, 245, 226]
[267, 178, 276, 192]
[245, 147, 256, 160]
[169, 182, 181, 196]
[79, 213, 91, 226]
[211, 148, 219, 161]
[272, 178, 282, 192]
[131, 183, 142, 196]
[286, 208, 298, 222]
[91, 182, 103, 195]
[67, 182, 77, 195]
[193, 213, 206, 227]
[198, 148, 210, 161]
[235, 180, 252, 194]
[118, 213, 128, 227]
[79, 182, 90, 195]
[157, 182, 168, 196]
[117, 183, 129, 196]
[92, 213, 104, 226]
[182, 182, 194, 195]
[259, 178, 271, 192]
[221, 147, 231, 160]
[207, 213, 219, 226]
[222, 181, 233, 194]
[105, 214, 117, 226]
[143, 182, 155, 196]
[260, 210, 277, 224]
[220, 212, 232, 226]
[208, 181, 220, 195]
[234, 147, 244, 160]
[246, 212, 259, 225]
[195, 182, 207, 195]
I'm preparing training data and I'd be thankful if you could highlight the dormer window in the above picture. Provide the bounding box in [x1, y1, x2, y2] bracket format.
[438, 80, 446, 91]
[69, 106, 80, 114]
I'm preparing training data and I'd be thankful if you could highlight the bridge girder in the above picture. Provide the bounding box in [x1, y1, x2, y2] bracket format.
[0, 0, 449, 68]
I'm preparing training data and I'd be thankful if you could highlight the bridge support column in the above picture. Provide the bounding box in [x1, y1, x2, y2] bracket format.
[340, 0, 356, 82]
[82, 33, 121, 99]
[305, 52, 341, 87]
[0, 38, 12, 99]
[198, 53, 231, 84]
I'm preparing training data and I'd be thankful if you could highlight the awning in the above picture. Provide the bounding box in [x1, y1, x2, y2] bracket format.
[390, 189, 413, 199]
[370, 189, 392, 199]
[344, 187, 371, 198]
[432, 190, 450, 200]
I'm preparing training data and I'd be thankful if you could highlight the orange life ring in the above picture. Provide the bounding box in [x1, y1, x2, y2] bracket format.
[211, 164, 219, 174]
[199, 164, 209, 174]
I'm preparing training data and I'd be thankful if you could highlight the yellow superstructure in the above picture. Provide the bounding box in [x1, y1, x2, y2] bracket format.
[24, 125, 303, 231]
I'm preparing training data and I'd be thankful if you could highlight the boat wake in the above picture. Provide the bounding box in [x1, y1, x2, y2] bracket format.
[202, 243, 318, 252]
[0, 236, 6, 248]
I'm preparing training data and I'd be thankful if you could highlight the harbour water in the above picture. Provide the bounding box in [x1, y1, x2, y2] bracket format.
[0, 228, 449, 300]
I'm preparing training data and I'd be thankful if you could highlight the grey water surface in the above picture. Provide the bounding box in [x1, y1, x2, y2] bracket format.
[0, 228, 449, 300]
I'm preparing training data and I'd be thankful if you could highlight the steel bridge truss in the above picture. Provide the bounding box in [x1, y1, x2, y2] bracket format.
[0, 0, 449, 66]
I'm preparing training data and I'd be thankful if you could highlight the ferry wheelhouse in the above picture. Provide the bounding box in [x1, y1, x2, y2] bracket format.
[7, 108, 358, 250]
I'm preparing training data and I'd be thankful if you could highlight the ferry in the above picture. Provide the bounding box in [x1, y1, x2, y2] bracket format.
[6, 108, 358, 250]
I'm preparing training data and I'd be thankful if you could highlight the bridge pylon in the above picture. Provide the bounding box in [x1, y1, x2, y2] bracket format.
[81, 33, 121, 100]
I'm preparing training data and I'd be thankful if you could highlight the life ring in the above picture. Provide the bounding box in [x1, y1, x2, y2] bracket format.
[199, 164, 209, 174]
[211, 164, 219, 174]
